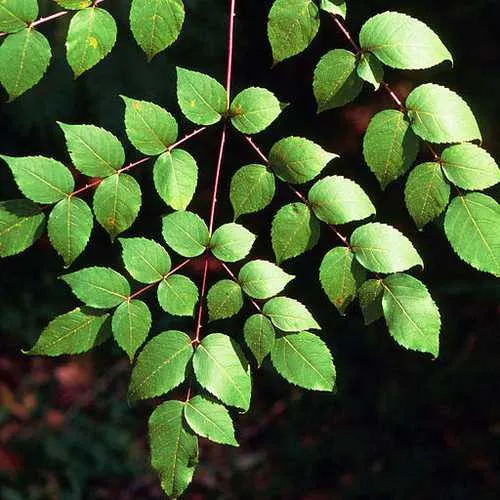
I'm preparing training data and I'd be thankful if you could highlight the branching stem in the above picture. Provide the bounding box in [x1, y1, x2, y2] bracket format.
[1, 11, 69, 37]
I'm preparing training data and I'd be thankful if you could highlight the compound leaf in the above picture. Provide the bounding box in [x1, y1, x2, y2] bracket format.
[382, 273, 441, 357]
[243, 314, 275, 367]
[271, 332, 335, 391]
[193, 333, 251, 411]
[162, 210, 209, 257]
[158, 274, 199, 317]
[207, 280, 244, 322]
[263, 297, 320, 332]
[129, 330, 193, 400]
[0, 0, 38, 33]
[210, 223, 256, 262]
[238, 259, 294, 300]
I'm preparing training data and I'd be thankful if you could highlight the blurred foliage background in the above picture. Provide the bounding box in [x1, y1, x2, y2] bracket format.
[1, 0, 499, 498]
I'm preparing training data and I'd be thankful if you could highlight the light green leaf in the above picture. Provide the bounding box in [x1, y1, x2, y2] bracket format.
[359, 12, 452, 70]
[404, 162, 450, 229]
[149, 400, 198, 499]
[122, 95, 178, 155]
[112, 300, 152, 361]
[441, 143, 500, 190]
[157, 274, 198, 317]
[66, 7, 117, 77]
[363, 110, 419, 189]
[230, 164, 275, 220]
[382, 273, 441, 356]
[271, 332, 335, 391]
[193, 333, 251, 411]
[238, 259, 294, 300]
[129, 330, 193, 400]
[176, 67, 227, 125]
[406, 84, 481, 144]
[162, 210, 209, 257]
[319, 247, 366, 315]
[184, 395, 238, 446]
[207, 280, 244, 322]
[0, 0, 38, 33]
[120, 237, 171, 284]
[271, 202, 320, 263]
[351, 223, 423, 273]
[48, 197, 93, 267]
[130, 0, 185, 61]
[444, 193, 500, 276]
[0, 199, 45, 257]
[308, 175, 375, 224]
[1, 155, 74, 204]
[55, 1, 92, 9]
[153, 149, 198, 211]
[0, 29, 51, 100]
[269, 136, 337, 184]
[58, 122, 125, 177]
[319, 0, 346, 18]
[358, 279, 384, 325]
[243, 314, 275, 367]
[263, 296, 320, 332]
[313, 49, 363, 113]
[267, 0, 320, 64]
[61, 266, 130, 308]
[356, 52, 384, 89]
[230, 87, 282, 134]
[210, 223, 256, 262]
[25, 307, 110, 356]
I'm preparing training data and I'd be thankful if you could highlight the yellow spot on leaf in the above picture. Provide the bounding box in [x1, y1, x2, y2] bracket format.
[87, 37, 98, 49]
[132, 100, 141, 110]
[190, 99, 196, 108]
[107, 217, 117, 227]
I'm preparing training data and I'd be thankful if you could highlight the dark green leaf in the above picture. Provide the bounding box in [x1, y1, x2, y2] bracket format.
[319, 0, 346, 18]
[207, 280, 244, 322]
[0, 0, 38, 33]
[358, 279, 384, 325]
[243, 314, 275, 367]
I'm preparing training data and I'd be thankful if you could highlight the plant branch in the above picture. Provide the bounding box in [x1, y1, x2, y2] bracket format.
[193, 255, 210, 343]
[1, 10, 69, 37]
[244, 135, 269, 163]
[167, 126, 207, 152]
[220, 261, 262, 313]
[208, 123, 228, 235]
[225, 0, 237, 107]
[330, 14, 360, 53]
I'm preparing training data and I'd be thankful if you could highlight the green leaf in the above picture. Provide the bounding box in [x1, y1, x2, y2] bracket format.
[184, 395, 238, 446]
[363, 110, 419, 189]
[1, 155, 74, 204]
[55, 1, 92, 9]
[263, 297, 320, 332]
[0, 29, 51, 100]
[158, 274, 199, 317]
[444, 193, 500, 277]
[112, 300, 152, 361]
[359, 12, 452, 70]
[230, 87, 282, 134]
[350, 223, 423, 273]
[230, 164, 275, 220]
[271, 202, 320, 263]
[404, 162, 450, 229]
[193, 333, 251, 411]
[129, 330, 193, 400]
[243, 314, 275, 367]
[356, 52, 384, 89]
[58, 122, 125, 177]
[238, 259, 294, 300]
[319, 247, 366, 315]
[149, 400, 198, 499]
[210, 223, 256, 262]
[382, 273, 441, 357]
[162, 210, 209, 257]
[269, 136, 337, 184]
[120, 237, 171, 284]
[0, 199, 45, 257]
[271, 332, 335, 391]
[313, 49, 363, 113]
[130, 0, 185, 61]
[122, 96, 178, 155]
[207, 280, 244, 322]
[308, 175, 375, 224]
[406, 84, 481, 144]
[47, 197, 93, 267]
[441, 143, 500, 190]
[358, 279, 384, 325]
[0, 0, 38, 33]
[26, 307, 110, 356]
[176, 67, 227, 125]
[267, 0, 320, 63]
[319, 0, 346, 18]
[93, 174, 142, 240]
[66, 7, 117, 77]
[153, 149, 198, 211]
[61, 266, 130, 308]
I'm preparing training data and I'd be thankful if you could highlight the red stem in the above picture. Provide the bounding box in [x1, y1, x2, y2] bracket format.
[193, 256, 210, 343]
[1, 10, 69, 37]
[331, 15, 361, 53]
[208, 123, 227, 235]
[225, 0, 237, 106]
[220, 262, 262, 313]
[244, 135, 269, 164]
[167, 126, 207, 152]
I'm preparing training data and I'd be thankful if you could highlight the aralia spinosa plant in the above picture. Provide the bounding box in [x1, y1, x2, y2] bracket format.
[0, 0, 499, 497]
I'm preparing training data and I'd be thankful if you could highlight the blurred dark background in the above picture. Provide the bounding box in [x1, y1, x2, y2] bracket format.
[1, 1, 499, 498]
